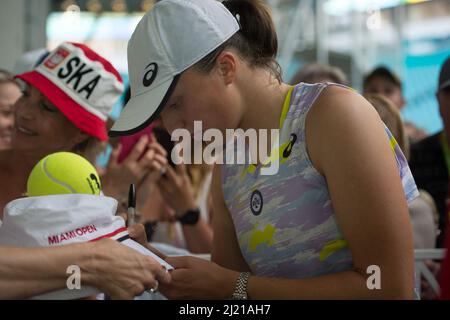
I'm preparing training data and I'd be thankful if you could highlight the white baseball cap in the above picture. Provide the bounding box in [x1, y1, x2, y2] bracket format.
[0, 194, 172, 299]
[109, 0, 240, 137]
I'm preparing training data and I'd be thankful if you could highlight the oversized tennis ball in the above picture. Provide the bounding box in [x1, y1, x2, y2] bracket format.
[27, 152, 101, 197]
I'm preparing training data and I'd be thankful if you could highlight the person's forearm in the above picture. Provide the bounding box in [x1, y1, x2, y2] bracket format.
[243, 270, 413, 300]
[0, 243, 92, 299]
[182, 218, 213, 254]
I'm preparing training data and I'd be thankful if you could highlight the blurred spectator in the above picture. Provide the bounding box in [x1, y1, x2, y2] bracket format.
[0, 44, 170, 300]
[151, 159, 213, 254]
[409, 56, 450, 248]
[366, 94, 409, 158]
[104, 86, 214, 254]
[0, 42, 166, 214]
[290, 63, 347, 85]
[363, 66, 427, 142]
[0, 70, 21, 150]
[366, 94, 439, 249]
[132, 123, 213, 254]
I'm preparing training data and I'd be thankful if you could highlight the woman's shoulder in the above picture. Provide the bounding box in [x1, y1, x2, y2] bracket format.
[309, 84, 366, 114]
[305, 85, 381, 170]
[306, 84, 381, 140]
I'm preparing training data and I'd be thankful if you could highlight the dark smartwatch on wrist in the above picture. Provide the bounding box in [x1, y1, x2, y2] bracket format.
[178, 208, 200, 225]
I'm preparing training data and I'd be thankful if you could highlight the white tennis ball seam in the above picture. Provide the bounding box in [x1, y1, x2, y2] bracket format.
[42, 157, 76, 193]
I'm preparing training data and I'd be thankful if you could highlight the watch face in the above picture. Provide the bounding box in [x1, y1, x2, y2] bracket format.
[179, 209, 200, 225]
[185, 213, 197, 224]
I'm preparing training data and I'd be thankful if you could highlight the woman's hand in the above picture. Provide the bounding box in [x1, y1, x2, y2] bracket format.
[135, 141, 169, 210]
[127, 223, 149, 248]
[158, 163, 197, 218]
[83, 238, 171, 300]
[159, 256, 238, 300]
[102, 135, 168, 205]
[127, 223, 167, 260]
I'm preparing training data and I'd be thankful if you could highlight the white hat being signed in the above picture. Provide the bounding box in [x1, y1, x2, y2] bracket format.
[0, 194, 172, 300]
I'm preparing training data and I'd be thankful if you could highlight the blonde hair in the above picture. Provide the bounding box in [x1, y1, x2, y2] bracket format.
[187, 163, 213, 201]
[365, 94, 409, 160]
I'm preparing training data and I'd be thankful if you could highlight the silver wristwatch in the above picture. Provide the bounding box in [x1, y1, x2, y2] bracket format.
[231, 272, 251, 300]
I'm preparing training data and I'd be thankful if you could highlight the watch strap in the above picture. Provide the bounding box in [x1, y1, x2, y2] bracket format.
[231, 272, 250, 300]
[178, 208, 200, 225]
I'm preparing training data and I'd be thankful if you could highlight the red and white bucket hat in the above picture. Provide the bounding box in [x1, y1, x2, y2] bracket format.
[16, 42, 124, 141]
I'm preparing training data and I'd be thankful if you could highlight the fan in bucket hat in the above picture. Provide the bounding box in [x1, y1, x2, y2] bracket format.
[16, 42, 124, 141]
[0, 194, 173, 300]
[109, 0, 240, 137]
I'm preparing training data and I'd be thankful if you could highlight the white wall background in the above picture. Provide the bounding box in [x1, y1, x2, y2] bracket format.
[0, 0, 48, 71]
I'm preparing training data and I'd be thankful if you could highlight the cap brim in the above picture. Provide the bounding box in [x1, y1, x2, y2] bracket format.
[109, 75, 180, 137]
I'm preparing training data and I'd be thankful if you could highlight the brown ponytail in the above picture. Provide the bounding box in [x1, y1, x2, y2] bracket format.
[196, 0, 282, 82]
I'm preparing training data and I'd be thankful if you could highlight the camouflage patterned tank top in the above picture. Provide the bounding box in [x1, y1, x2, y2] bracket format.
[221, 82, 419, 278]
